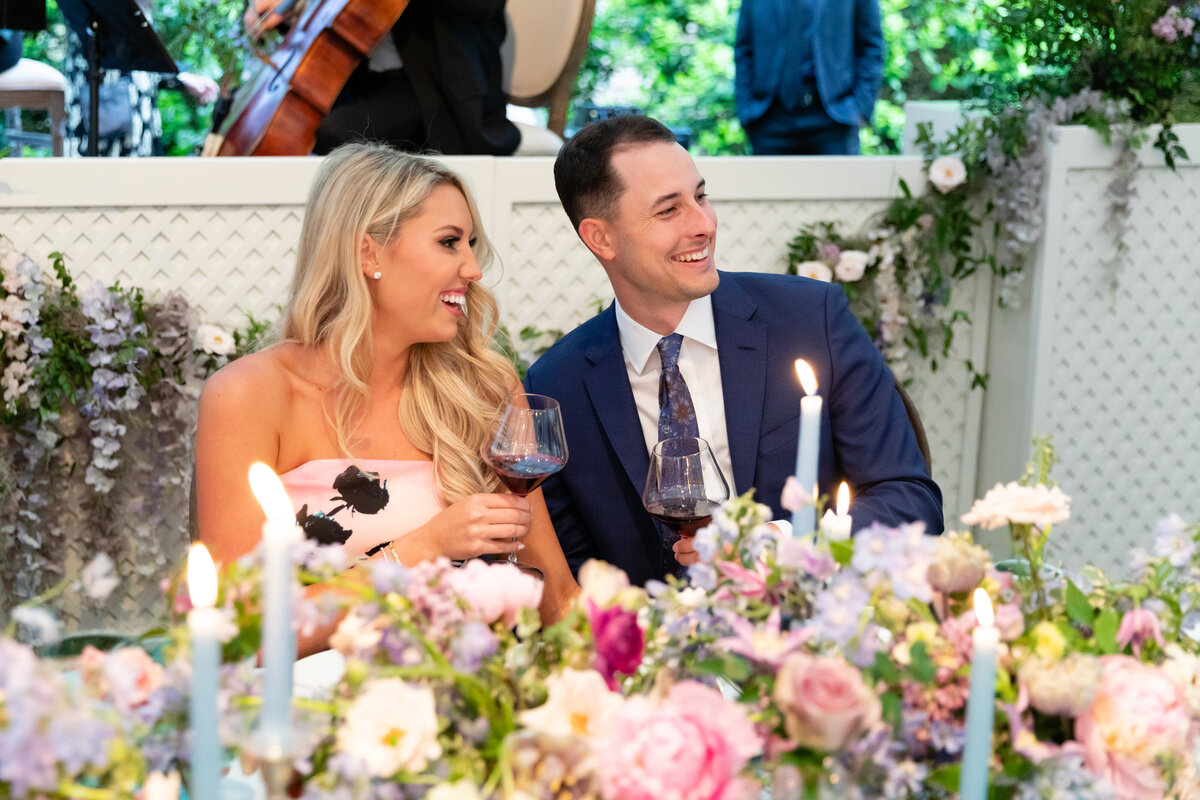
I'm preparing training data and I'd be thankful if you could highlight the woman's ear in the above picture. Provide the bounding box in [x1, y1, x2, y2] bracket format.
[360, 234, 379, 278]
[578, 217, 616, 262]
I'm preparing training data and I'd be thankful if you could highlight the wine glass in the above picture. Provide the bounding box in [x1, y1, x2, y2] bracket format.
[485, 393, 568, 568]
[642, 436, 729, 538]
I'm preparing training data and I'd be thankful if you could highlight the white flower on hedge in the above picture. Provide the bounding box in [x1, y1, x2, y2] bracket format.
[519, 667, 623, 741]
[961, 481, 1071, 530]
[928, 156, 967, 194]
[80, 552, 120, 601]
[336, 678, 442, 777]
[195, 323, 235, 356]
[12, 605, 61, 646]
[834, 250, 870, 282]
[795, 261, 833, 282]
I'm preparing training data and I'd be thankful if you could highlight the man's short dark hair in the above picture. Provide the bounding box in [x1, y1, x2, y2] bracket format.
[554, 115, 678, 232]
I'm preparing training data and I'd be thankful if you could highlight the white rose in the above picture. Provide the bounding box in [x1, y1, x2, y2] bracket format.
[425, 781, 485, 800]
[519, 667, 624, 741]
[195, 323, 235, 356]
[140, 770, 181, 800]
[834, 250, 870, 282]
[795, 261, 833, 282]
[928, 156, 967, 194]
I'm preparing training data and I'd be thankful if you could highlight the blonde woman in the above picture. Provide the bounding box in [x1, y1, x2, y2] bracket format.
[195, 143, 577, 644]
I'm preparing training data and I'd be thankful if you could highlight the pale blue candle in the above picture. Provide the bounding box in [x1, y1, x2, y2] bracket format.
[791, 360, 821, 536]
[187, 545, 221, 800]
[959, 589, 999, 800]
[249, 464, 299, 757]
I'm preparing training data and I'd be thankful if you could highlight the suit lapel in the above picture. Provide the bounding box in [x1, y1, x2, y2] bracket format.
[713, 274, 767, 496]
[583, 308, 652, 498]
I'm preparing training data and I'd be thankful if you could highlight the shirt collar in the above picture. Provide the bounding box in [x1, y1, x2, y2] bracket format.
[614, 295, 717, 375]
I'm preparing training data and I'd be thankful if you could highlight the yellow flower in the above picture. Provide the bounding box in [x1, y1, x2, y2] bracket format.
[1031, 621, 1066, 662]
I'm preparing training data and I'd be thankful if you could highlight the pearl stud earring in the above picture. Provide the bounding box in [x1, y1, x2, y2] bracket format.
[373, 271, 382, 280]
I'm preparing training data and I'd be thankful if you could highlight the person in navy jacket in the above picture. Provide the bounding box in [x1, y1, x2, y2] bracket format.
[735, 0, 883, 155]
[525, 115, 941, 585]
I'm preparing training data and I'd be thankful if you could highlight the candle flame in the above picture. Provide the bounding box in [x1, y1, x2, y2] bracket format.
[187, 543, 218, 609]
[973, 588, 994, 628]
[249, 462, 294, 524]
[794, 359, 818, 396]
[836, 482, 850, 516]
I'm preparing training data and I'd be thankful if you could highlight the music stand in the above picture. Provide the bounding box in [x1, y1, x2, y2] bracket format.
[57, 0, 175, 156]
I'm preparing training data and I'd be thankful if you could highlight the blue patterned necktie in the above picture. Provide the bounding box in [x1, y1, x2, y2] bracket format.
[656, 333, 700, 442]
[654, 333, 699, 576]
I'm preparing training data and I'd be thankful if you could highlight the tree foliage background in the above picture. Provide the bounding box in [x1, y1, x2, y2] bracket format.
[15, 0, 1200, 156]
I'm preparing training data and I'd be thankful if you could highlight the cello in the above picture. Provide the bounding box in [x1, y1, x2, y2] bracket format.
[207, 0, 410, 156]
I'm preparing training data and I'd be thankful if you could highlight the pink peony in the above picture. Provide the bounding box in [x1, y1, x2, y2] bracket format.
[773, 653, 880, 750]
[587, 599, 644, 690]
[1076, 655, 1191, 800]
[445, 559, 543, 628]
[599, 681, 762, 800]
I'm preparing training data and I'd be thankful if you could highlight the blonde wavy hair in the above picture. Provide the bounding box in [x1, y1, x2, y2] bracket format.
[280, 142, 513, 503]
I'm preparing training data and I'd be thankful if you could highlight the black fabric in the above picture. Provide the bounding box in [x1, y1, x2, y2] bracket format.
[0, 30, 22, 73]
[314, 0, 519, 156]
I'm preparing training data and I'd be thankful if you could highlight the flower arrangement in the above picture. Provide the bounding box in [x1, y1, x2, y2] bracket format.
[2, 439, 1198, 799]
[0, 237, 266, 614]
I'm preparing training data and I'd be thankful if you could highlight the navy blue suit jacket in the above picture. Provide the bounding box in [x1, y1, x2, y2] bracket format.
[734, 0, 884, 128]
[524, 272, 943, 586]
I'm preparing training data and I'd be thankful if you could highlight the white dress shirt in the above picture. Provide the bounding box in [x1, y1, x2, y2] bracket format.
[614, 296, 736, 496]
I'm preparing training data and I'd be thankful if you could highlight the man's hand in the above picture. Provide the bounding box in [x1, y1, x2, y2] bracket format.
[673, 535, 700, 567]
[244, 0, 286, 36]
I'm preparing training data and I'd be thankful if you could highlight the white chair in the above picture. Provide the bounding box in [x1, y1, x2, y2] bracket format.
[501, 0, 596, 155]
[0, 58, 68, 156]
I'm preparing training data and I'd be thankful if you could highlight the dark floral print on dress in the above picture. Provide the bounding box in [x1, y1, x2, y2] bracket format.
[295, 504, 351, 545]
[330, 466, 390, 515]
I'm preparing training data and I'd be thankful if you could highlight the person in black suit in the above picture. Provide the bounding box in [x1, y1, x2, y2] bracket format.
[247, 0, 519, 156]
[524, 115, 942, 585]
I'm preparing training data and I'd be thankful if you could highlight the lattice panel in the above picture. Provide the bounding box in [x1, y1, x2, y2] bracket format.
[4, 206, 304, 329]
[499, 200, 978, 522]
[1043, 163, 1200, 575]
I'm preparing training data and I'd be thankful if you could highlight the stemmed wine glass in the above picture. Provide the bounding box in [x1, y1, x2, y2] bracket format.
[485, 393, 568, 568]
[642, 436, 729, 539]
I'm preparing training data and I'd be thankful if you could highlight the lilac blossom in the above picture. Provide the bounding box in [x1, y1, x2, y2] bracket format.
[450, 621, 499, 671]
[851, 522, 935, 602]
[1153, 513, 1194, 567]
[813, 572, 870, 646]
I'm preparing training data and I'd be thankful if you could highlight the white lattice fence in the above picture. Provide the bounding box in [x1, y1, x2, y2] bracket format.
[976, 125, 1200, 575]
[1, 155, 983, 630]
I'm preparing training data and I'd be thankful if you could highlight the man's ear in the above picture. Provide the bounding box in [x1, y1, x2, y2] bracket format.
[578, 217, 616, 262]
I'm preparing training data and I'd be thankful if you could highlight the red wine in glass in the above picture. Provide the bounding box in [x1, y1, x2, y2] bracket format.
[487, 394, 569, 566]
[489, 453, 565, 496]
[642, 436, 729, 541]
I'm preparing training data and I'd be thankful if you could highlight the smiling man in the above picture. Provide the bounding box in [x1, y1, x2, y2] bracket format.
[525, 115, 942, 585]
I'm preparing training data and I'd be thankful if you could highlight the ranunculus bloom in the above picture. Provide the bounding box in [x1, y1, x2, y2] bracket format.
[795, 260, 833, 282]
[926, 532, 988, 594]
[578, 559, 631, 607]
[1076, 656, 1191, 800]
[1019, 653, 1100, 717]
[587, 599, 644, 689]
[961, 481, 1071, 530]
[336, 678, 442, 777]
[928, 155, 967, 193]
[773, 653, 880, 750]
[599, 681, 762, 800]
[446, 560, 543, 627]
[834, 250, 870, 282]
[104, 647, 164, 714]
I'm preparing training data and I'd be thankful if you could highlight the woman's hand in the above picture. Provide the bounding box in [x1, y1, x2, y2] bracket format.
[423, 493, 532, 560]
[244, 0, 287, 36]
